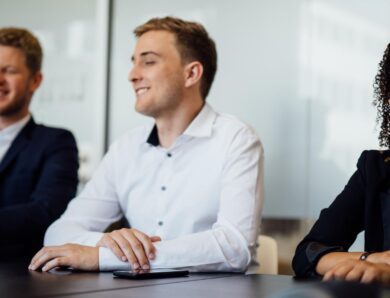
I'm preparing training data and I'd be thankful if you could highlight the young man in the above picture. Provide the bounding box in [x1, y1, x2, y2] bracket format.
[30, 17, 263, 272]
[0, 28, 79, 258]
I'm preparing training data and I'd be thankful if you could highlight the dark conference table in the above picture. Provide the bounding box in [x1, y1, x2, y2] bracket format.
[1, 260, 388, 298]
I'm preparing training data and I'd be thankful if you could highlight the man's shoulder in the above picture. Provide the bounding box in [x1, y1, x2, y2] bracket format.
[214, 111, 259, 140]
[11, 122, 77, 162]
[31, 123, 76, 142]
[33, 123, 73, 134]
[19, 121, 77, 153]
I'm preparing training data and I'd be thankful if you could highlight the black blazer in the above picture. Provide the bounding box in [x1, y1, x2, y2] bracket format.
[292, 150, 390, 277]
[0, 118, 79, 259]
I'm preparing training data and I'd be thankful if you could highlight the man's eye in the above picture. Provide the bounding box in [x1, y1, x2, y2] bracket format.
[5, 68, 17, 74]
[145, 61, 156, 65]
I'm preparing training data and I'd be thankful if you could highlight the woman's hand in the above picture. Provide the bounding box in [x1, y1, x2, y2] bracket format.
[323, 259, 390, 285]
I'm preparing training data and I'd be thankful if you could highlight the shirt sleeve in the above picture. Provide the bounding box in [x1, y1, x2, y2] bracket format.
[44, 143, 123, 247]
[99, 129, 264, 272]
[292, 151, 367, 277]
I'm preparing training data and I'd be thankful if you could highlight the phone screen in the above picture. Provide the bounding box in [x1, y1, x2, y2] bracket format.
[113, 269, 189, 279]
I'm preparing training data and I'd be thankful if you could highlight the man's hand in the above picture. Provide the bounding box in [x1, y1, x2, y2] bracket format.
[323, 259, 390, 285]
[96, 228, 161, 270]
[29, 244, 99, 272]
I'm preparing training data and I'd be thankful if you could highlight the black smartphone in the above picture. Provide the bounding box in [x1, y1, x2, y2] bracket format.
[113, 269, 189, 279]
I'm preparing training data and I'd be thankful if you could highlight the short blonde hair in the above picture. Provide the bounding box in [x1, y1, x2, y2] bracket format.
[134, 16, 217, 100]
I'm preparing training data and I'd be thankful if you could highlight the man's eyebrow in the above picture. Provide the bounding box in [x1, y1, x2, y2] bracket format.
[131, 51, 160, 62]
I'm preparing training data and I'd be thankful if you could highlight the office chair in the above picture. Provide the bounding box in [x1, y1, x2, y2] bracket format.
[256, 235, 278, 274]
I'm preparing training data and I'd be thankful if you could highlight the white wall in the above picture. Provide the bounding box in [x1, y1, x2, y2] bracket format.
[0, 0, 107, 182]
[2, 0, 390, 220]
[108, 0, 390, 219]
[109, 0, 309, 217]
[306, 0, 390, 217]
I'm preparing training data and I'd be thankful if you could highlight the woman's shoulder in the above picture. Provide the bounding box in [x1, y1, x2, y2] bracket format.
[359, 149, 390, 163]
[357, 150, 390, 179]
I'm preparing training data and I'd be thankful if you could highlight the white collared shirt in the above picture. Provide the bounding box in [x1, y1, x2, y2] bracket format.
[45, 104, 264, 272]
[0, 114, 31, 163]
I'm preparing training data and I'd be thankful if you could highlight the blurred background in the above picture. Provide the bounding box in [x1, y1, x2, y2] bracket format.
[1, 0, 390, 273]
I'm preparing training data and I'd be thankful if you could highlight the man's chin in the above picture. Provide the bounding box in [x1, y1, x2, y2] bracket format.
[0, 107, 14, 117]
[135, 105, 155, 118]
[0, 96, 30, 117]
[0, 105, 27, 117]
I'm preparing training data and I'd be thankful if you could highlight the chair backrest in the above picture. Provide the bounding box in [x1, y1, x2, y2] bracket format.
[256, 235, 278, 274]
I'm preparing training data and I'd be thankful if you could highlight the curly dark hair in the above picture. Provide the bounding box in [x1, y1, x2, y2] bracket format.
[374, 43, 390, 148]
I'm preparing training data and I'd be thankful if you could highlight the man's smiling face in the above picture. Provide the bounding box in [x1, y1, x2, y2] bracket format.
[0, 45, 40, 118]
[128, 30, 186, 118]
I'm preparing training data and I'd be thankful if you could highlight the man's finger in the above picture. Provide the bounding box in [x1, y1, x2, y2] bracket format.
[122, 231, 149, 269]
[41, 257, 67, 272]
[30, 246, 56, 269]
[110, 231, 140, 269]
[30, 247, 64, 270]
[99, 235, 126, 261]
[30, 248, 46, 269]
[133, 230, 157, 260]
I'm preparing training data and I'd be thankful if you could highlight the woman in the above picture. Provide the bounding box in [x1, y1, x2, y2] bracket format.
[292, 43, 390, 284]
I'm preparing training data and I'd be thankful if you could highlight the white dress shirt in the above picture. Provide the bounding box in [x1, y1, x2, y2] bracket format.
[0, 114, 31, 163]
[45, 104, 264, 272]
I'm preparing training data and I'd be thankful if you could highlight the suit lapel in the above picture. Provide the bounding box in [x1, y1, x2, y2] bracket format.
[0, 118, 35, 174]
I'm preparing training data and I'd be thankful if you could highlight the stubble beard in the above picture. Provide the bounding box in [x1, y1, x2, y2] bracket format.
[0, 90, 31, 117]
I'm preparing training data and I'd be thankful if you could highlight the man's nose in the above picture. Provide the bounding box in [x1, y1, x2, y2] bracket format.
[128, 65, 141, 83]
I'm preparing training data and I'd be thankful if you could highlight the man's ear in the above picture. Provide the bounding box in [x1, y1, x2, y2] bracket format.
[184, 61, 203, 88]
[29, 71, 43, 93]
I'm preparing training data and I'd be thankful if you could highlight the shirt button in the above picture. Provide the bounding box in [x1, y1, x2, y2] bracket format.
[158, 221, 164, 226]
[167, 152, 172, 157]
[161, 186, 166, 191]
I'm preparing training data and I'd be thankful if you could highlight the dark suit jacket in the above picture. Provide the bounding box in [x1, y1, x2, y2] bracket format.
[292, 150, 390, 277]
[0, 118, 79, 259]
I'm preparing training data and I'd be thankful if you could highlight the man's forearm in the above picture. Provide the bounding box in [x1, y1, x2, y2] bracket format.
[99, 228, 251, 272]
[44, 220, 104, 247]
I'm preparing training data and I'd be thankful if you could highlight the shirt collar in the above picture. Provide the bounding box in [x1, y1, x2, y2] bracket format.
[146, 103, 217, 146]
[0, 114, 31, 141]
[182, 103, 217, 138]
[146, 125, 159, 146]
